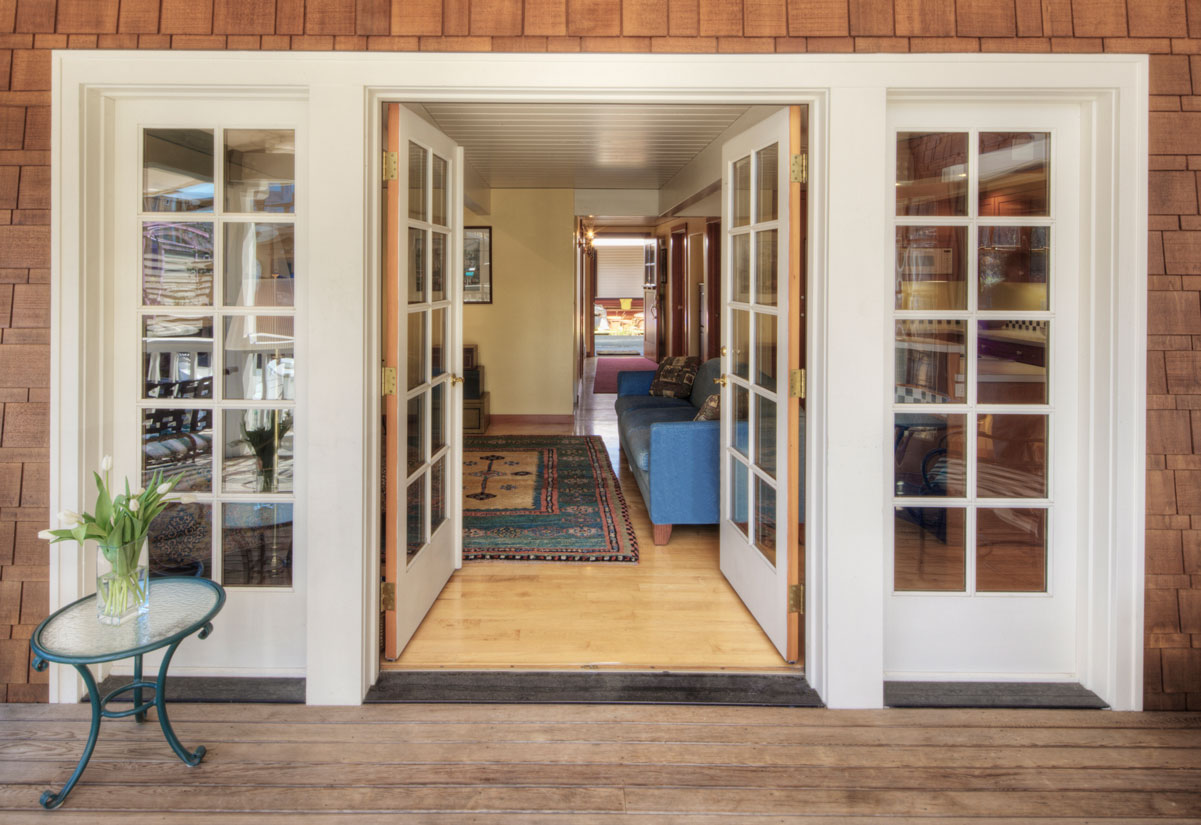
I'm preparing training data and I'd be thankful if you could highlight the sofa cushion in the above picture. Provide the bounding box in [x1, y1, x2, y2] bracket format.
[689, 358, 722, 409]
[619, 406, 698, 472]
[693, 393, 720, 421]
[649, 356, 702, 398]
[614, 394, 692, 417]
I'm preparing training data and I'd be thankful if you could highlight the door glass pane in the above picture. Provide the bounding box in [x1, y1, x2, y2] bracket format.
[979, 132, 1049, 217]
[431, 456, 446, 533]
[222, 502, 293, 587]
[896, 132, 968, 216]
[731, 309, 750, 380]
[755, 229, 777, 306]
[143, 129, 214, 213]
[406, 477, 425, 563]
[431, 383, 445, 454]
[408, 228, 426, 304]
[733, 156, 751, 227]
[755, 144, 778, 222]
[895, 320, 965, 403]
[733, 233, 750, 303]
[754, 475, 777, 567]
[732, 384, 749, 457]
[407, 312, 426, 390]
[894, 413, 966, 498]
[895, 226, 966, 310]
[754, 313, 776, 390]
[976, 507, 1047, 592]
[431, 232, 447, 303]
[222, 316, 295, 401]
[730, 457, 748, 536]
[223, 223, 296, 307]
[224, 129, 295, 213]
[755, 395, 776, 478]
[432, 155, 448, 227]
[407, 394, 424, 476]
[142, 408, 212, 492]
[977, 414, 1046, 498]
[894, 507, 966, 591]
[408, 142, 427, 222]
[142, 315, 214, 399]
[978, 226, 1049, 311]
[978, 320, 1047, 404]
[222, 408, 293, 494]
[148, 502, 212, 578]
[431, 307, 446, 377]
[142, 222, 214, 306]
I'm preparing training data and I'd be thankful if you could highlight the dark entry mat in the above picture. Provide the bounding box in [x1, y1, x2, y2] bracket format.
[885, 681, 1108, 709]
[366, 670, 822, 706]
[92, 676, 305, 704]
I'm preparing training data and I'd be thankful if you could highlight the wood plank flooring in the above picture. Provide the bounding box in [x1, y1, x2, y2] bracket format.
[2, 702, 1199, 821]
[389, 358, 789, 671]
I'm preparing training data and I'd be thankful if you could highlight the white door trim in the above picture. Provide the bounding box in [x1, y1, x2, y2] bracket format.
[52, 52, 1146, 708]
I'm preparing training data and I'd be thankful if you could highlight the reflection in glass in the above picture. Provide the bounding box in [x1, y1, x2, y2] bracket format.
[143, 129, 214, 212]
[894, 507, 966, 591]
[755, 395, 777, 478]
[407, 312, 426, 390]
[222, 503, 293, 587]
[142, 315, 214, 400]
[755, 229, 777, 306]
[223, 223, 295, 307]
[142, 408, 213, 493]
[733, 384, 749, 456]
[895, 226, 967, 310]
[754, 475, 777, 567]
[977, 414, 1046, 498]
[431, 456, 446, 533]
[223, 316, 295, 401]
[142, 222, 214, 306]
[895, 320, 965, 403]
[979, 132, 1049, 217]
[894, 414, 966, 498]
[407, 477, 425, 563]
[408, 228, 425, 304]
[978, 320, 1047, 404]
[896, 132, 968, 216]
[431, 307, 446, 377]
[732, 310, 750, 380]
[148, 502, 212, 579]
[222, 408, 293, 494]
[755, 144, 778, 222]
[407, 394, 424, 476]
[224, 129, 295, 213]
[432, 155, 448, 227]
[408, 141, 427, 222]
[754, 313, 777, 390]
[730, 457, 748, 536]
[977, 507, 1047, 592]
[978, 226, 1049, 311]
[733, 233, 750, 303]
[431, 383, 445, 454]
[733, 155, 751, 227]
[431, 232, 447, 302]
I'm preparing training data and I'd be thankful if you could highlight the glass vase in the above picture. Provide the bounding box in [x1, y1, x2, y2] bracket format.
[96, 540, 149, 625]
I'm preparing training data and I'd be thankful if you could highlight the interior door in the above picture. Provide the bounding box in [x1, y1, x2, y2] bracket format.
[383, 103, 463, 659]
[719, 107, 798, 660]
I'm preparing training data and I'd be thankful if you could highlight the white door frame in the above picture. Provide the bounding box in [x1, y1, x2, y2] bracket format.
[52, 52, 1146, 709]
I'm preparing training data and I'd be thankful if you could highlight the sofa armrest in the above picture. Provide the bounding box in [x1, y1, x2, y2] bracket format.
[617, 370, 656, 397]
[646, 419, 720, 524]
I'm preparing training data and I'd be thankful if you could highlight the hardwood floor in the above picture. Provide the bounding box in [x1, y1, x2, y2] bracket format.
[2, 702, 1199, 821]
[388, 357, 790, 671]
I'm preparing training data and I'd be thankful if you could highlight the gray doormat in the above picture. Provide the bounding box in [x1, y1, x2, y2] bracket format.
[885, 681, 1107, 709]
[91, 676, 305, 704]
[367, 670, 822, 706]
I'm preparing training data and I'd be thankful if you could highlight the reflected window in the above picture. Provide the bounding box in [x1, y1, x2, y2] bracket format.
[143, 129, 214, 213]
[225, 130, 295, 213]
[142, 222, 214, 306]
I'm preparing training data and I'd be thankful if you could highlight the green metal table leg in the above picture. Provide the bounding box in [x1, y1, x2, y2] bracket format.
[33, 661, 102, 810]
[133, 653, 146, 723]
[152, 625, 212, 766]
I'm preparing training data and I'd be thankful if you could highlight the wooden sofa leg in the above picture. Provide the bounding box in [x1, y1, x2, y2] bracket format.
[652, 524, 673, 545]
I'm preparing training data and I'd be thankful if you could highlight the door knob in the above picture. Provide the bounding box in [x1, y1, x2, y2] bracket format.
[451, 375, 464, 385]
[720, 346, 728, 357]
[715, 374, 728, 387]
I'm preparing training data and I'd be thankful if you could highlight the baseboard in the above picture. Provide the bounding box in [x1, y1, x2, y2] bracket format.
[486, 414, 574, 426]
[884, 681, 1108, 709]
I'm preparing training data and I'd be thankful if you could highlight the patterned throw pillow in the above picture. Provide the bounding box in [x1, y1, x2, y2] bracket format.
[649, 356, 702, 398]
[693, 393, 720, 421]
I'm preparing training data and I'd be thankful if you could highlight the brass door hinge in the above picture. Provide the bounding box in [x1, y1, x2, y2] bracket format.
[381, 581, 396, 611]
[382, 366, 397, 397]
[790, 153, 807, 184]
[788, 583, 804, 614]
[789, 368, 806, 399]
[382, 151, 398, 182]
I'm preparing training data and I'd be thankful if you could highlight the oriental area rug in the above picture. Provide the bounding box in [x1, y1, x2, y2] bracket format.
[462, 434, 639, 563]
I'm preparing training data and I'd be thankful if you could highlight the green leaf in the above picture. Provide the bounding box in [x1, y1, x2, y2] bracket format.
[94, 472, 112, 529]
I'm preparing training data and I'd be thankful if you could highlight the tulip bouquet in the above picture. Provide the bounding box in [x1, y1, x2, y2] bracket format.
[40, 456, 194, 624]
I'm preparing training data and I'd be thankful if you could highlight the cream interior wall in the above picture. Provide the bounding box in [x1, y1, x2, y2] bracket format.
[464, 189, 576, 415]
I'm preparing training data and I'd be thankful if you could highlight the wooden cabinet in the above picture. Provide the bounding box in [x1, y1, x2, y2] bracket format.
[464, 391, 490, 434]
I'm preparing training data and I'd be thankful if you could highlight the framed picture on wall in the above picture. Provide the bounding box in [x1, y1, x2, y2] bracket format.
[463, 345, 478, 370]
[464, 226, 492, 304]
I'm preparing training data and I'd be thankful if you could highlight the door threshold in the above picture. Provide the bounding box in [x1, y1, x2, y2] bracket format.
[884, 680, 1108, 709]
[366, 669, 822, 706]
[91, 676, 306, 704]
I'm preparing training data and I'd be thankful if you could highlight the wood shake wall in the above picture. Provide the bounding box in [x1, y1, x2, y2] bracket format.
[0, 0, 1194, 709]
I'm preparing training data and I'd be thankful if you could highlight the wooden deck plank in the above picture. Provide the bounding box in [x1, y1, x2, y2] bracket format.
[0, 817, 1191, 825]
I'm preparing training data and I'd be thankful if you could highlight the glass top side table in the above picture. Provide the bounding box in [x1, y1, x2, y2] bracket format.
[29, 576, 226, 809]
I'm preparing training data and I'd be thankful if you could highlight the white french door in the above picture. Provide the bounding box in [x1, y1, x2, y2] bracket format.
[382, 104, 464, 659]
[886, 101, 1082, 679]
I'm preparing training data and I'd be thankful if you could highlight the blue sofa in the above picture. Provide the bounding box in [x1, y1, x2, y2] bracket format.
[615, 358, 722, 545]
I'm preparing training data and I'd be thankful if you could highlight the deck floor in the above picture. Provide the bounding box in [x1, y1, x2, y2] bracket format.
[1, 702, 1199, 822]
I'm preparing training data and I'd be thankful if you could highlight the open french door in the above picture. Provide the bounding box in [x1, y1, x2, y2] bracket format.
[383, 104, 464, 659]
[719, 107, 805, 662]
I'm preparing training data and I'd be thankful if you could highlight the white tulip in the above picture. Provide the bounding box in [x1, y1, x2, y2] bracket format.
[178, 494, 197, 505]
[100, 455, 113, 472]
[37, 529, 55, 540]
[57, 509, 82, 526]
[132, 487, 145, 496]
[157, 482, 172, 495]
[129, 499, 140, 513]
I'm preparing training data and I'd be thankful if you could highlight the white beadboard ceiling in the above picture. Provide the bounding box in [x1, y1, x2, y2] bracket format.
[407, 103, 750, 190]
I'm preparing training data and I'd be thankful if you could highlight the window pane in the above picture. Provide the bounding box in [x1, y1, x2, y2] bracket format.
[896, 132, 968, 216]
[222, 503, 293, 587]
[979, 132, 1049, 217]
[407, 312, 426, 390]
[142, 222, 214, 306]
[408, 228, 425, 304]
[432, 155, 448, 227]
[431, 456, 446, 533]
[222, 316, 295, 401]
[224, 129, 295, 213]
[407, 477, 425, 563]
[733, 156, 751, 227]
[976, 507, 1047, 592]
[142, 315, 214, 400]
[222, 408, 294, 494]
[431, 232, 447, 303]
[142, 408, 212, 493]
[754, 312, 777, 391]
[894, 414, 966, 498]
[143, 129, 214, 213]
[431, 307, 446, 378]
[978, 320, 1047, 405]
[148, 502, 212, 579]
[894, 507, 966, 591]
[978, 226, 1049, 311]
[431, 383, 445, 454]
[755, 144, 778, 223]
[895, 226, 967, 310]
[407, 394, 424, 476]
[755, 229, 777, 306]
[731, 309, 750, 380]
[223, 223, 295, 307]
[732, 384, 749, 457]
[733, 233, 750, 303]
[730, 457, 748, 536]
[408, 142, 427, 222]
[977, 414, 1046, 498]
[895, 320, 965, 403]
[754, 475, 777, 567]
[755, 394, 777, 478]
